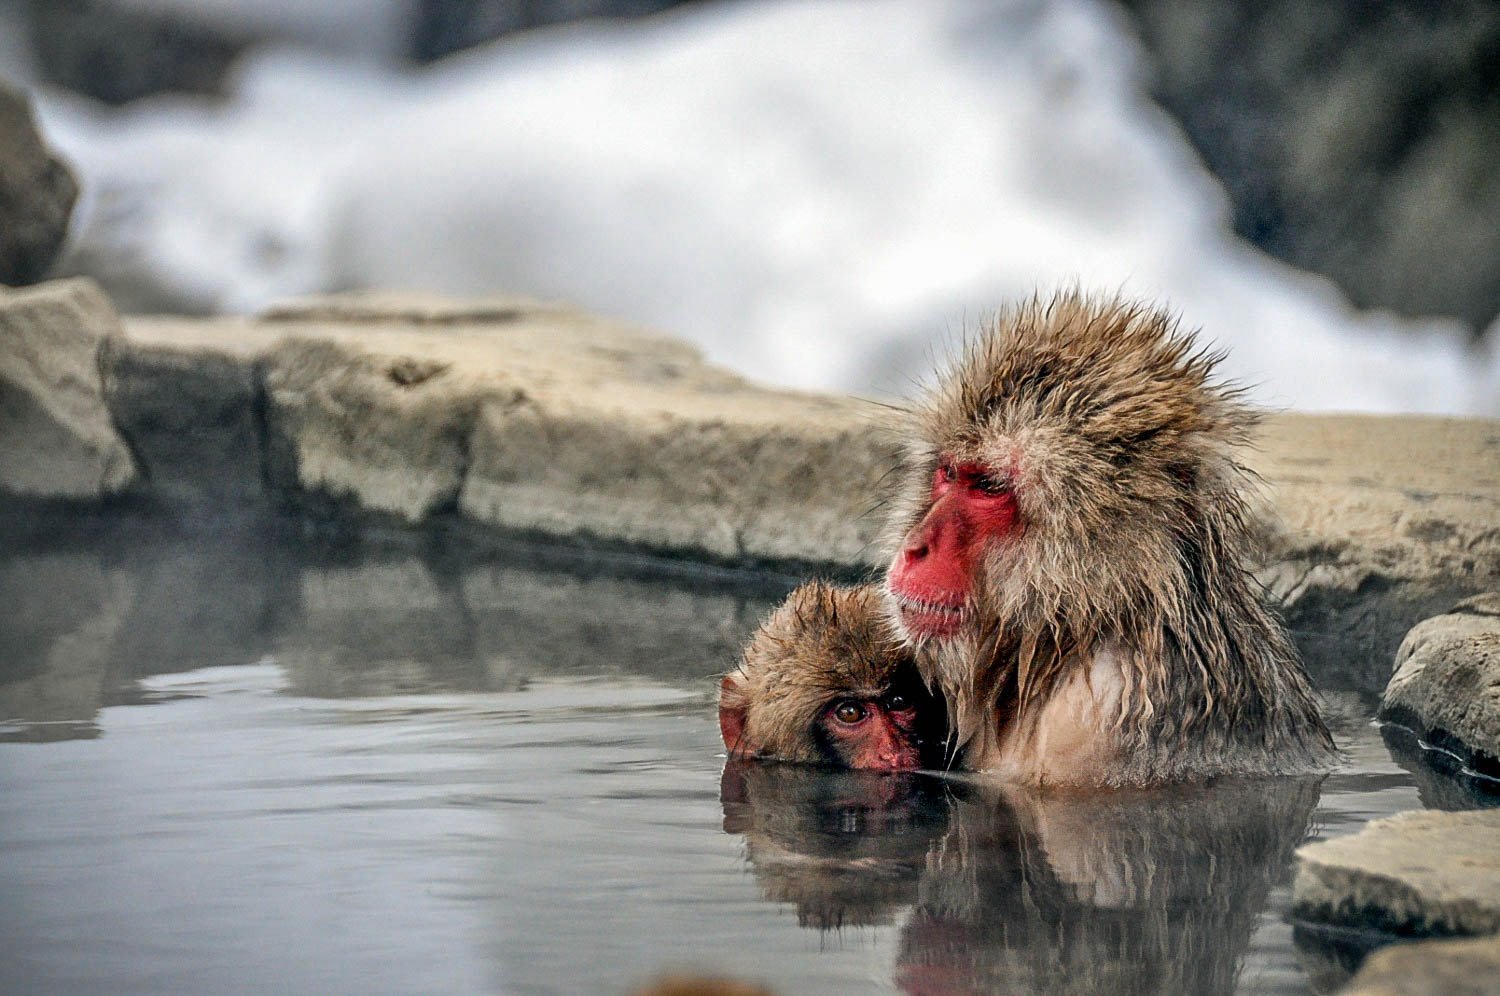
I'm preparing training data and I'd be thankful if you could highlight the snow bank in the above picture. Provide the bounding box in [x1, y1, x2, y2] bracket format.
[36, 0, 1500, 413]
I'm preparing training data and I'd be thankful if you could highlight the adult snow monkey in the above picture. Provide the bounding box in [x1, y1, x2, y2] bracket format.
[884, 292, 1335, 786]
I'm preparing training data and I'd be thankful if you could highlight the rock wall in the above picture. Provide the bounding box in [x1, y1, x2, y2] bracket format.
[2, 280, 1497, 683]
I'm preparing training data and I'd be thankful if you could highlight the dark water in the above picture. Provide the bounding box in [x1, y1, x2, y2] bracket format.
[0, 513, 1489, 995]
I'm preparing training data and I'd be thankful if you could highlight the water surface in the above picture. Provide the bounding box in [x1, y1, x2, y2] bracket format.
[0, 514, 1487, 994]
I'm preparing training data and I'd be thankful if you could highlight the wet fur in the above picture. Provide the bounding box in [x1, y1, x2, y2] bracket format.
[722, 582, 944, 765]
[883, 291, 1336, 784]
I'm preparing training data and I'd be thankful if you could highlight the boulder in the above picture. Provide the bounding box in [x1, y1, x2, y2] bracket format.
[1342, 934, 1500, 996]
[1378, 594, 1500, 778]
[0, 279, 137, 499]
[260, 331, 501, 524]
[1293, 808, 1500, 937]
[0, 82, 78, 284]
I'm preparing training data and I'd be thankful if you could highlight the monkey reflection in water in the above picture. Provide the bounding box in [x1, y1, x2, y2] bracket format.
[715, 579, 1320, 987]
[721, 764, 1322, 993]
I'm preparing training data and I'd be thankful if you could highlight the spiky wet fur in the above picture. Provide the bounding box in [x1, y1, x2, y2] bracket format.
[882, 291, 1336, 784]
[723, 582, 943, 765]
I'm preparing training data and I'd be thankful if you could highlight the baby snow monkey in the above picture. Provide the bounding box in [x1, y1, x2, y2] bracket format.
[719, 582, 948, 771]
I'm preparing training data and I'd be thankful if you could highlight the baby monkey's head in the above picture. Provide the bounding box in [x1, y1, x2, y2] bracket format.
[719, 582, 946, 771]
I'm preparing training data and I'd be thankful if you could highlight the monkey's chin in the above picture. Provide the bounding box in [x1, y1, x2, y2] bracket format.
[893, 596, 967, 643]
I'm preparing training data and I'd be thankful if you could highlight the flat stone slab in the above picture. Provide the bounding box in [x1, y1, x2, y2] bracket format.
[1380, 594, 1500, 778]
[1293, 808, 1500, 937]
[1342, 934, 1500, 996]
[111, 292, 897, 567]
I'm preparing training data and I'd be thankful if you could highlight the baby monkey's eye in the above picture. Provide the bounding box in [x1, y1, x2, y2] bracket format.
[884, 693, 913, 712]
[832, 700, 867, 725]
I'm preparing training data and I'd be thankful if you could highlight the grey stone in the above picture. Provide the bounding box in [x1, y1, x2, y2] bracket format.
[1342, 934, 1500, 996]
[100, 324, 265, 506]
[1293, 808, 1500, 937]
[261, 289, 567, 325]
[251, 293, 897, 563]
[1378, 594, 1500, 776]
[259, 332, 495, 523]
[0, 278, 137, 499]
[0, 82, 77, 284]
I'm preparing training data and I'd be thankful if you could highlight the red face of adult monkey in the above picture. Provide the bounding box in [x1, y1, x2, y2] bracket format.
[884, 293, 1336, 785]
[720, 582, 947, 771]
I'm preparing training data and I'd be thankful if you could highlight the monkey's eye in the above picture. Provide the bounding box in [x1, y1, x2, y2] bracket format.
[970, 472, 1009, 496]
[884, 693, 914, 713]
[832, 700, 867, 725]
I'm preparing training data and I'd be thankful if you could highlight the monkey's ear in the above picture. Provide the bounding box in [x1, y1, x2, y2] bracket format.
[718, 673, 755, 755]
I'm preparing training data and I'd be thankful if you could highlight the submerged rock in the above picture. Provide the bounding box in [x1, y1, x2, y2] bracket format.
[0, 279, 137, 499]
[1293, 808, 1500, 937]
[0, 82, 77, 285]
[1379, 594, 1500, 779]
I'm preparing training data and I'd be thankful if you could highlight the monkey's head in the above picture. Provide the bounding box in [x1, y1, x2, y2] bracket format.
[720, 582, 945, 771]
[885, 292, 1256, 667]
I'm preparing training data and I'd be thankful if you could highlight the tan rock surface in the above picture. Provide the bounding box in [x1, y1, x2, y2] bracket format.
[1342, 934, 1500, 996]
[0, 278, 137, 499]
[115, 293, 896, 564]
[1254, 413, 1499, 584]
[1293, 808, 1500, 937]
[1252, 415, 1500, 692]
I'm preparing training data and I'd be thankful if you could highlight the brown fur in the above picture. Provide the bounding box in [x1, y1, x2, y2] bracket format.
[883, 291, 1336, 784]
[721, 582, 943, 765]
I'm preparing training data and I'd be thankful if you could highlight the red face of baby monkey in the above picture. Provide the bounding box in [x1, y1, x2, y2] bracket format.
[887, 459, 1019, 642]
[719, 582, 945, 772]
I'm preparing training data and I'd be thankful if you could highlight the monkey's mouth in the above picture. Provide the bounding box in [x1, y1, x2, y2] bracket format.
[894, 596, 968, 641]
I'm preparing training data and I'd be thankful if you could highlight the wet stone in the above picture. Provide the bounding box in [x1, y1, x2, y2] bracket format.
[1292, 808, 1500, 937]
[1379, 593, 1500, 779]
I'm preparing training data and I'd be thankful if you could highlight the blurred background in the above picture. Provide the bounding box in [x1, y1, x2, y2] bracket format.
[2, 0, 1497, 413]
